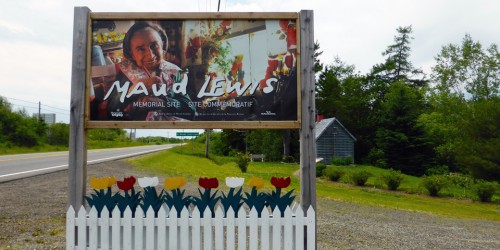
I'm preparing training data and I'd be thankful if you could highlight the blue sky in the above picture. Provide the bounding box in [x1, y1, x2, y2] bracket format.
[1, 0, 498, 137]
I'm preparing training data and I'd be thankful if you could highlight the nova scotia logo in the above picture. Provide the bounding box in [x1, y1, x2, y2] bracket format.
[110, 109, 124, 117]
[261, 111, 276, 116]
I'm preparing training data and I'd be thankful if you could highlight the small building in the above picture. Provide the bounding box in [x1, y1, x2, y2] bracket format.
[315, 117, 356, 164]
[33, 113, 56, 125]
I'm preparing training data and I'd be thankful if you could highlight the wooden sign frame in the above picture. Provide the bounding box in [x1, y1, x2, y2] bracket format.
[85, 12, 302, 129]
[69, 7, 315, 230]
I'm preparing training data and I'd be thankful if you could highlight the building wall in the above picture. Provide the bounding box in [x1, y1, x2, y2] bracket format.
[316, 120, 354, 164]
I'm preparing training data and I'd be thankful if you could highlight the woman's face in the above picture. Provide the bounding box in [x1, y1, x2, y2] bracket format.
[129, 27, 163, 71]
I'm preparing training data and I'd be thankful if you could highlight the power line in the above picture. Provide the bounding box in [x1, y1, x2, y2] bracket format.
[2, 95, 69, 113]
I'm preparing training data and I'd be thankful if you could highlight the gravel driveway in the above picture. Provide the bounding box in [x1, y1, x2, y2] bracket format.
[0, 160, 499, 249]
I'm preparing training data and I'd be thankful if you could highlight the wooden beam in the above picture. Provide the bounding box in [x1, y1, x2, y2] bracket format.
[90, 12, 299, 20]
[68, 7, 90, 209]
[299, 10, 316, 212]
[299, 10, 316, 249]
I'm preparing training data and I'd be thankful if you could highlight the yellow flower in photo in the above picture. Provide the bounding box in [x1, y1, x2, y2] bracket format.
[164, 177, 187, 190]
[248, 177, 264, 190]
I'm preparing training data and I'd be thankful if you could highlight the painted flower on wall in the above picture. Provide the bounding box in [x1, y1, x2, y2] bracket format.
[114, 176, 140, 217]
[193, 177, 220, 217]
[90, 176, 116, 190]
[225, 177, 244, 188]
[138, 177, 159, 188]
[268, 176, 295, 216]
[117, 176, 136, 192]
[243, 177, 268, 217]
[164, 177, 187, 191]
[199, 177, 219, 189]
[221, 177, 245, 217]
[164, 177, 190, 216]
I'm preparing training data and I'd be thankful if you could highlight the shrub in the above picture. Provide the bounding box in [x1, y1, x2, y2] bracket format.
[235, 152, 250, 173]
[316, 164, 327, 177]
[422, 175, 449, 196]
[382, 169, 404, 191]
[446, 173, 474, 189]
[475, 182, 498, 202]
[324, 168, 345, 182]
[351, 170, 372, 186]
[283, 155, 295, 163]
[425, 165, 449, 176]
[331, 157, 353, 166]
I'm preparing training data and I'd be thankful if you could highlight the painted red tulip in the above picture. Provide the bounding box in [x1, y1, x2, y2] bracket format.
[199, 177, 219, 189]
[117, 176, 136, 191]
[270, 176, 291, 189]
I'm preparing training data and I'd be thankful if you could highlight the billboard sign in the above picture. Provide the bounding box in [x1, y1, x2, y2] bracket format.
[87, 13, 300, 129]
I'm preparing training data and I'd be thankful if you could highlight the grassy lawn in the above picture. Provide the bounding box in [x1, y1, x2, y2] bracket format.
[128, 143, 500, 222]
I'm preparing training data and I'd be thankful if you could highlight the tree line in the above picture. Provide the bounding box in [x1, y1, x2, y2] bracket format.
[0, 97, 134, 149]
[210, 26, 499, 181]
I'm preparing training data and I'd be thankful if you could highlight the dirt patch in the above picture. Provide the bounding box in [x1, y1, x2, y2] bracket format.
[1, 160, 499, 249]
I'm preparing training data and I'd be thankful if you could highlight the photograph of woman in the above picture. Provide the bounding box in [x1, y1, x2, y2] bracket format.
[102, 21, 195, 121]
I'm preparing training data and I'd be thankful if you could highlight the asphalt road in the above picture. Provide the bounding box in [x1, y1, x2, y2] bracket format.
[0, 144, 181, 183]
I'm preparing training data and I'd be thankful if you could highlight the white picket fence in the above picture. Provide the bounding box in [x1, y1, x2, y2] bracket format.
[66, 204, 315, 250]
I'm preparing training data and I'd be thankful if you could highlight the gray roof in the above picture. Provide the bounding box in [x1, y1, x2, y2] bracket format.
[315, 117, 357, 141]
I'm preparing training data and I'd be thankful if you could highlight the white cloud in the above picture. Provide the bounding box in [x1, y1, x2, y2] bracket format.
[0, 20, 35, 36]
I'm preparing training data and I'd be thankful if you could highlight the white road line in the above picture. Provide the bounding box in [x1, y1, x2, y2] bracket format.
[0, 147, 168, 179]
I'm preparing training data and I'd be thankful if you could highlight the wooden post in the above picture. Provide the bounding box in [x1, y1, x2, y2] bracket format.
[299, 9, 316, 212]
[300, 9, 316, 249]
[68, 6, 90, 209]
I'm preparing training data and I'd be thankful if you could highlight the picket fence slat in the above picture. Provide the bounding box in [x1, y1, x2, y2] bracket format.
[77, 206, 86, 250]
[226, 208, 235, 250]
[67, 204, 315, 249]
[249, 208, 258, 250]
[238, 208, 247, 250]
[180, 208, 190, 250]
[145, 208, 155, 249]
[133, 208, 143, 250]
[158, 206, 167, 250]
[112, 208, 121, 250]
[261, 208, 270, 250]
[101, 207, 110, 249]
[192, 207, 201, 250]
[295, 205, 305, 250]
[214, 207, 224, 250]
[89, 207, 98, 249]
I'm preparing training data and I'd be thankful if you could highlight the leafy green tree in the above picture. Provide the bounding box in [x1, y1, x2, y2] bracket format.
[246, 130, 284, 161]
[455, 98, 500, 181]
[417, 93, 468, 172]
[46, 123, 70, 146]
[432, 34, 500, 101]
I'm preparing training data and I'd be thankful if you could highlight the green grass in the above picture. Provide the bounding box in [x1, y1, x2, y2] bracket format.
[128, 142, 500, 222]
[0, 140, 152, 155]
[128, 143, 299, 192]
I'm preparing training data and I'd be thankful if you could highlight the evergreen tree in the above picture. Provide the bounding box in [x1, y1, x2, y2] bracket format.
[370, 25, 426, 88]
[375, 82, 434, 175]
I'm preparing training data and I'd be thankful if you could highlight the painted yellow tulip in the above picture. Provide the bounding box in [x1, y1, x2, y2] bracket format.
[89, 176, 116, 190]
[90, 177, 109, 190]
[248, 177, 264, 190]
[164, 177, 187, 190]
